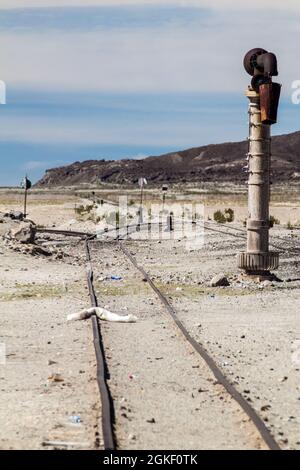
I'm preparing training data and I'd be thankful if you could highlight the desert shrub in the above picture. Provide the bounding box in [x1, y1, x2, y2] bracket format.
[224, 208, 234, 222]
[213, 210, 227, 224]
[213, 208, 235, 224]
[85, 204, 94, 214]
[269, 215, 280, 227]
[75, 204, 85, 215]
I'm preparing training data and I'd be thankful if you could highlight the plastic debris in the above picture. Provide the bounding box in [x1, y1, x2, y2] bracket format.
[42, 440, 89, 448]
[110, 275, 123, 281]
[128, 373, 138, 380]
[47, 373, 64, 383]
[69, 415, 82, 424]
[67, 306, 137, 323]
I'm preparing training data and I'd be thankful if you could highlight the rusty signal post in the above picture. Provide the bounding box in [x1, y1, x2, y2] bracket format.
[238, 49, 281, 279]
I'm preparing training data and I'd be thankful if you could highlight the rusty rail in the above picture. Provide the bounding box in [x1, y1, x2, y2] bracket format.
[119, 242, 281, 451]
[36, 228, 95, 238]
[85, 240, 116, 450]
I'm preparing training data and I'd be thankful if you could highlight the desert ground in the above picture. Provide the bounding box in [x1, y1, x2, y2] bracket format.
[0, 184, 299, 450]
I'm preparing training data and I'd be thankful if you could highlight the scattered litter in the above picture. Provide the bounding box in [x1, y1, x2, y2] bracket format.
[146, 418, 156, 424]
[41, 440, 89, 448]
[110, 275, 123, 281]
[68, 219, 77, 226]
[279, 376, 288, 383]
[67, 306, 137, 323]
[128, 373, 138, 380]
[68, 415, 82, 424]
[47, 359, 57, 366]
[47, 373, 64, 383]
[261, 405, 271, 411]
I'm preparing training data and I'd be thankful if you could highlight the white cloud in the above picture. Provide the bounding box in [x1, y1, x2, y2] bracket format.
[1, 9, 299, 95]
[0, 1, 300, 11]
[0, 112, 231, 147]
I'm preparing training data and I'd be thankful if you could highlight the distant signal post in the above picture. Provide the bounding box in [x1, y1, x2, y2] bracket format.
[21, 175, 32, 219]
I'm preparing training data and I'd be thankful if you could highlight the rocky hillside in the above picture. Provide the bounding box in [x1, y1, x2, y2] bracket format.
[35, 131, 300, 187]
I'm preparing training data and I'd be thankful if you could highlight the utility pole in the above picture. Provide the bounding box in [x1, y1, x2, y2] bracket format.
[238, 49, 281, 279]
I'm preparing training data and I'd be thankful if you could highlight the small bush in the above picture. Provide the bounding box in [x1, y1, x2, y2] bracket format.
[269, 215, 280, 227]
[75, 204, 85, 215]
[213, 208, 234, 224]
[224, 208, 234, 222]
[213, 210, 227, 224]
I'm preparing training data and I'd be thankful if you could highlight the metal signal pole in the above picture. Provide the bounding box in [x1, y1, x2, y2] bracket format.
[238, 49, 281, 279]
[21, 175, 32, 219]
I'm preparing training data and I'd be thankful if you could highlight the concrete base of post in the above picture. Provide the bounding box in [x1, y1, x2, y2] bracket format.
[237, 251, 279, 271]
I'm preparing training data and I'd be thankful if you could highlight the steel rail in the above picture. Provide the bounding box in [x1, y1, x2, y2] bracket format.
[85, 240, 116, 450]
[119, 242, 281, 451]
[36, 228, 95, 238]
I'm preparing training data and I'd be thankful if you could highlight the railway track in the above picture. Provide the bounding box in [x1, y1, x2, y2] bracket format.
[96, 218, 299, 256]
[88, 237, 281, 450]
[118, 242, 280, 450]
[37, 227, 294, 450]
[85, 240, 115, 450]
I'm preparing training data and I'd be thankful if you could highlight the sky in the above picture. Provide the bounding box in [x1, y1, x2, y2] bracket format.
[0, 0, 299, 185]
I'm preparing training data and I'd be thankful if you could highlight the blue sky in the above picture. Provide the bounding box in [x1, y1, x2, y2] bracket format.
[0, 1, 299, 185]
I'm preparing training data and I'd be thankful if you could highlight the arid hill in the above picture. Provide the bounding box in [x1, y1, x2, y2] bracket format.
[35, 131, 300, 187]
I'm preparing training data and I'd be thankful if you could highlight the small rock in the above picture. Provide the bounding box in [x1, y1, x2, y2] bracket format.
[210, 274, 230, 287]
[47, 359, 57, 366]
[9, 222, 36, 244]
[7, 211, 24, 221]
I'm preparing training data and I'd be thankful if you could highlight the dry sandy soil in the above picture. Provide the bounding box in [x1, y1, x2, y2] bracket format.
[0, 185, 299, 450]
